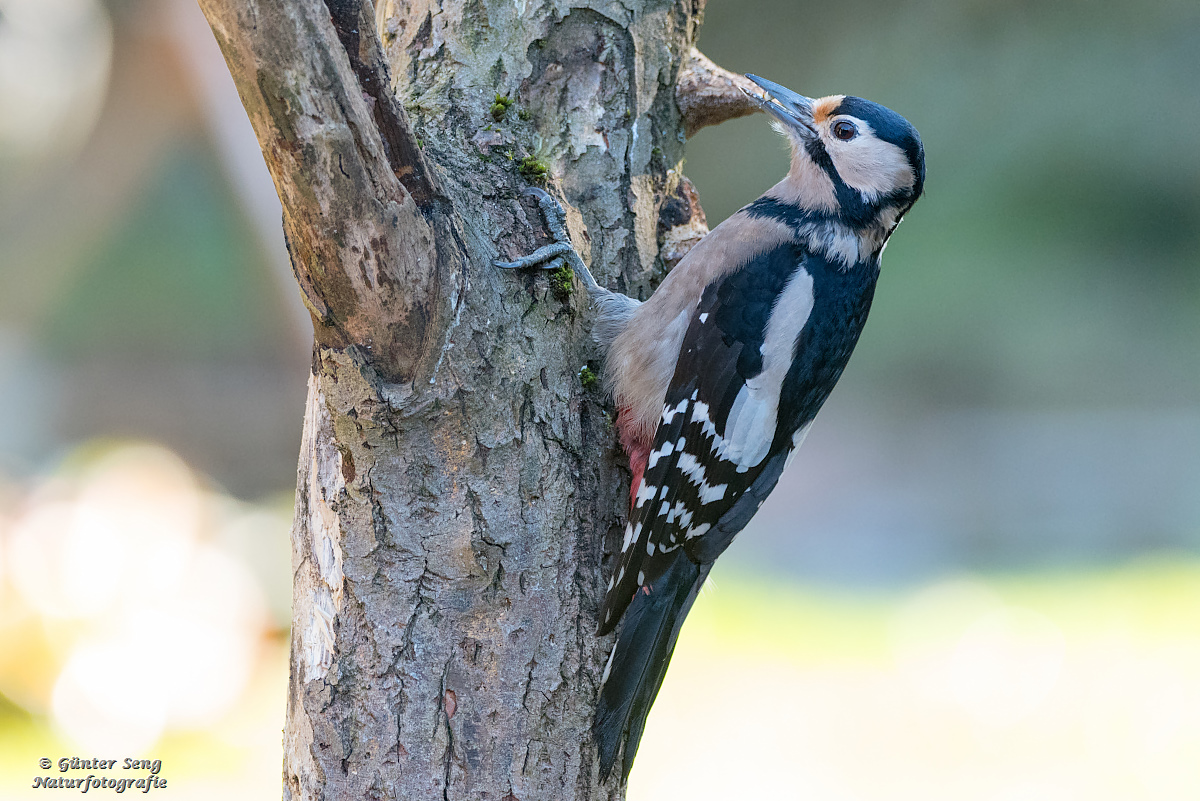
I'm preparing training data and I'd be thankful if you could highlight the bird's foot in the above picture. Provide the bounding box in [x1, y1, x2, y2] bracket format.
[493, 242, 571, 273]
[494, 188, 603, 297]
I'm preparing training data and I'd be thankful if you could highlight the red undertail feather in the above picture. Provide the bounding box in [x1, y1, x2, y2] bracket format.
[616, 406, 652, 509]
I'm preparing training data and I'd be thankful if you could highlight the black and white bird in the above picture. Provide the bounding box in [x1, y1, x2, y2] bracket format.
[498, 74, 925, 782]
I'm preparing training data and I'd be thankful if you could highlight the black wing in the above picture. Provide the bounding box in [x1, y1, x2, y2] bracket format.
[599, 242, 814, 634]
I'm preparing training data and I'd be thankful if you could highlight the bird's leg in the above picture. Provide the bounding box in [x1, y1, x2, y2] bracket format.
[498, 189, 646, 489]
[494, 188, 607, 302]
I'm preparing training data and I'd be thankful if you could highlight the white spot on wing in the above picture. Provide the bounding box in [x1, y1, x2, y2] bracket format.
[600, 642, 617, 685]
[647, 440, 675, 468]
[676, 451, 708, 485]
[783, 422, 814, 470]
[661, 399, 688, 424]
[792, 422, 813, 448]
[675, 451, 728, 504]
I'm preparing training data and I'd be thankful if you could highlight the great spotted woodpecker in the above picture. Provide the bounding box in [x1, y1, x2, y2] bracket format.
[497, 74, 925, 781]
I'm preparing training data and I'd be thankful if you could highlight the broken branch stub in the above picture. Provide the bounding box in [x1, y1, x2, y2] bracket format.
[675, 47, 761, 138]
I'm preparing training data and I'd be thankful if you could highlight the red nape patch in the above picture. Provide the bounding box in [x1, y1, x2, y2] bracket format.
[615, 406, 652, 510]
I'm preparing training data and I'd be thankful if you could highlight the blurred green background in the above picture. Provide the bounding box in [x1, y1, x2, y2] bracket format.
[1, 0, 1198, 797]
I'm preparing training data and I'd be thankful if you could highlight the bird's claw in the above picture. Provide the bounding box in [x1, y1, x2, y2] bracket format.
[495, 190, 605, 298]
[492, 241, 574, 272]
[493, 256, 566, 271]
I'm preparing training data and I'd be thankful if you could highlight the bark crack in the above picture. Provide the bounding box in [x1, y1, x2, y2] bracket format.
[439, 660, 455, 801]
[323, 0, 442, 207]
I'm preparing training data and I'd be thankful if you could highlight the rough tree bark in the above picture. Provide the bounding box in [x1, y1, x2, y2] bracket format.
[195, 0, 757, 798]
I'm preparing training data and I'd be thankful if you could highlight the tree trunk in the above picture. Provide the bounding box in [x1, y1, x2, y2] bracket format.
[195, 0, 755, 798]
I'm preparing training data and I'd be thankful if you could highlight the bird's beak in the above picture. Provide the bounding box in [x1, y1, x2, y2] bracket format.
[742, 74, 816, 138]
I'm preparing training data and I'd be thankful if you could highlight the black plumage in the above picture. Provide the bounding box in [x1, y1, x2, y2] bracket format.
[595, 211, 885, 779]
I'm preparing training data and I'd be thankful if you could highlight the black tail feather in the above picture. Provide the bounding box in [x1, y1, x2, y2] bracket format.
[594, 550, 711, 781]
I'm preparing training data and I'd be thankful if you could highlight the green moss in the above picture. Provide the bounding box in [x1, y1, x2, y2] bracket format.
[518, 109, 532, 121]
[549, 262, 574, 299]
[491, 93, 514, 121]
[518, 155, 549, 183]
[579, 365, 599, 390]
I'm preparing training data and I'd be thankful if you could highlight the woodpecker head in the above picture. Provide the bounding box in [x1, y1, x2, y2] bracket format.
[744, 74, 925, 231]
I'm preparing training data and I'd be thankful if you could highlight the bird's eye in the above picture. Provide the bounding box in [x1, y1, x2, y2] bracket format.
[832, 120, 858, 141]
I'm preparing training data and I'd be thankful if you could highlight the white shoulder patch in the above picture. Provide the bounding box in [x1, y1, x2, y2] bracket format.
[719, 266, 814, 469]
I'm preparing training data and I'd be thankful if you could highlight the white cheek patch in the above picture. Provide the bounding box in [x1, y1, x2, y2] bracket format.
[719, 267, 814, 469]
[828, 119, 914, 202]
